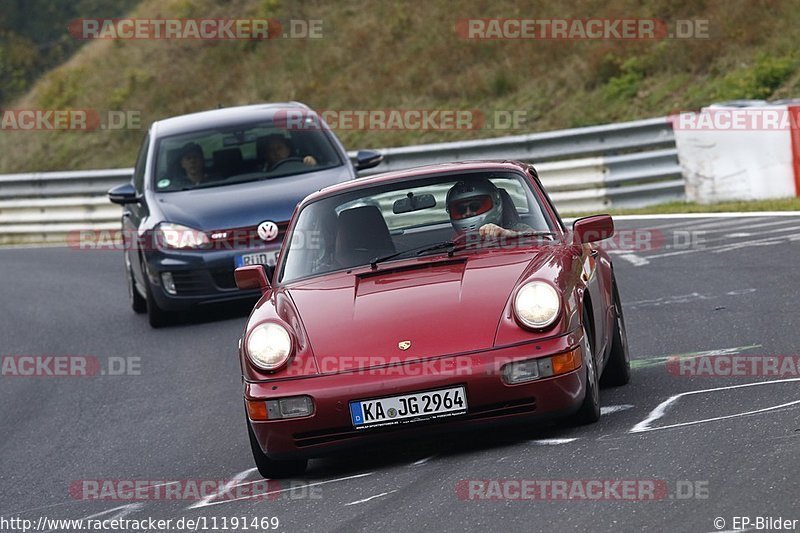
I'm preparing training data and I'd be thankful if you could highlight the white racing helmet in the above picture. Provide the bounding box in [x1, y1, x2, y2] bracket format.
[446, 179, 503, 233]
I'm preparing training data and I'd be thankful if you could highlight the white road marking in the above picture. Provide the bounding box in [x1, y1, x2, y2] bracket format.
[601, 404, 634, 415]
[187, 468, 257, 509]
[146, 480, 181, 488]
[618, 253, 650, 266]
[714, 218, 800, 232]
[631, 345, 762, 369]
[711, 231, 800, 253]
[649, 217, 769, 232]
[644, 228, 800, 260]
[344, 489, 398, 506]
[412, 455, 436, 466]
[627, 289, 756, 309]
[630, 378, 800, 433]
[607, 212, 800, 220]
[638, 217, 753, 232]
[685, 223, 800, 246]
[529, 438, 579, 445]
[80, 503, 145, 520]
[46, 504, 145, 533]
[188, 472, 375, 509]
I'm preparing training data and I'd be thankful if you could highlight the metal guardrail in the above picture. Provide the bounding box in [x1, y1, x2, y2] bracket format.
[356, 116, 676, 173]
[0, 116, 683, 244]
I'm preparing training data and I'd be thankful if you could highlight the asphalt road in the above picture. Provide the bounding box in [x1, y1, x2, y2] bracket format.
[1, 214, 799, 533]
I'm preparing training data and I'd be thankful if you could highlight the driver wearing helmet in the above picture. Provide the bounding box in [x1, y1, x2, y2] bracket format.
[445, 178, 532, 239]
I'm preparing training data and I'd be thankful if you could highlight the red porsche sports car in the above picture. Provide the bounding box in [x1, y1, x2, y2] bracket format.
[234, 161, 630, 477]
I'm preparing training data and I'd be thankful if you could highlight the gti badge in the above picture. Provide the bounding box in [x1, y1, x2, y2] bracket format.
[398, 340, 411, 351]
[257, 220, 279, 242]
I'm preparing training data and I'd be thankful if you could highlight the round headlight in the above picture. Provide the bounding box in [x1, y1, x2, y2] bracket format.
[246, 323, 293, 371]
[514, 281, 561, 329]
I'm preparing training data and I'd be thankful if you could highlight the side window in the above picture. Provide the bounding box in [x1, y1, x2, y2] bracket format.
[132, 133, 150, 194]
[490, 178, 530, 214]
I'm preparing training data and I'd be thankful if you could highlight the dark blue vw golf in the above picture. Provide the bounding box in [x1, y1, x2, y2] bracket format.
[108, 102, 382, 327]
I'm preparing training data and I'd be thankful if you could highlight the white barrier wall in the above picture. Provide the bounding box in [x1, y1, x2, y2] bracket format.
[673, 104, 800, 204]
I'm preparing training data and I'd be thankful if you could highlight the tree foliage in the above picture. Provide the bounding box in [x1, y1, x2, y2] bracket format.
[0, 0, 139, 104]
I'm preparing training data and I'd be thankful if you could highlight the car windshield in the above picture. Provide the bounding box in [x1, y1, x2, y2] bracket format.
[152, 121, 343, 192]
[278, 171, 556, 284]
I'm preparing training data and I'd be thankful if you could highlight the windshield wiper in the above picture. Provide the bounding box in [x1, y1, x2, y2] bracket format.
[367, 231, 556, 269]
[369, 240, 461, 269]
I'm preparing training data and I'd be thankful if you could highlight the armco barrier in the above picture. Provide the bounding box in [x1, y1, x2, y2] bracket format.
[0, 116, 682, 244]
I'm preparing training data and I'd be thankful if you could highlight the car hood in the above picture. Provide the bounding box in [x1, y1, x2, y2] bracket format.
[154, 165, 352, 230]
[286, 249, 551, 372]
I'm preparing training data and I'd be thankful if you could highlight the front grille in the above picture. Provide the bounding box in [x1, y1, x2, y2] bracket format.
[209, 222, 289, 251]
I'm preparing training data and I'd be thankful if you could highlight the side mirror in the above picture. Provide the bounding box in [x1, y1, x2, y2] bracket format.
[108, 183, 139, 205]
[235, 265, 271, 292]
[572, 215, 614, 244]
[354, 150, 383, 171]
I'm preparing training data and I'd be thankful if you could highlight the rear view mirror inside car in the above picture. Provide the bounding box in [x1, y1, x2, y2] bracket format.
[223, 133, 257, 146]
[393, 193, 436, 214]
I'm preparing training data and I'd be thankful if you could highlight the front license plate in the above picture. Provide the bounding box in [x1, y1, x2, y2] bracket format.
[349, 386, 467, 429]
[235, 251, 278, 268]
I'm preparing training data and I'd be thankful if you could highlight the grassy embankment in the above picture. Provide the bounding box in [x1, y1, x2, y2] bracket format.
[1, 0, 799, 175]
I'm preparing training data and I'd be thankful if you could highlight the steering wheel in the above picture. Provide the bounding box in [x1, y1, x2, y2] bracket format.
[267, 157, 305, 171]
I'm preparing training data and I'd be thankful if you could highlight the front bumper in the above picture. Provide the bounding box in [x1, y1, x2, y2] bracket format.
[246, 332, 586, 459]
[144, 246, 278, 310]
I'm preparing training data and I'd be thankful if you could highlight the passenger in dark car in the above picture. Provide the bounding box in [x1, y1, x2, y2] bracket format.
[176, 142, 218, 186]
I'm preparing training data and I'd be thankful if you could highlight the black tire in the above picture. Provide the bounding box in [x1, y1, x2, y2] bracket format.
[125, 253, 147, 314]
[247, 420, 307, 479]
[144, 278, 171, 328]
[599, 281, 631, 388]
[573, 316, 601, 425]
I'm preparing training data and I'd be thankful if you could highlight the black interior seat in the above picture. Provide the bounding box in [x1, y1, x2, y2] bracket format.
[499, 188, 522, 228]
[334, 206, 395, 268]
[212, 148, 245, 177]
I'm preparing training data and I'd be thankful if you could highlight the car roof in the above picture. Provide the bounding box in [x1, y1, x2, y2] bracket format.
[150, 102, 313, 137]
[302, 160, 534, 205]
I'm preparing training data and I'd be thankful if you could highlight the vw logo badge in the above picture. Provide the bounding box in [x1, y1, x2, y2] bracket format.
[257, 220, 279, 242]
